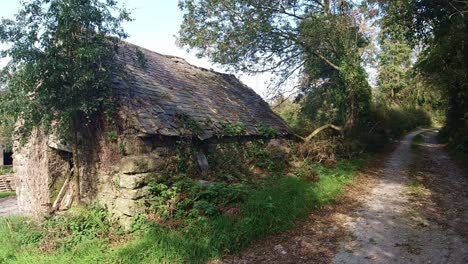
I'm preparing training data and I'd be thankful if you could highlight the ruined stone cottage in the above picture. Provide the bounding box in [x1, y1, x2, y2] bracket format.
[13, 42, 290, 225]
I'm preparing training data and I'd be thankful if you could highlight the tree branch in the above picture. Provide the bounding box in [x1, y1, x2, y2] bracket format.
[311, 50, 341, 71]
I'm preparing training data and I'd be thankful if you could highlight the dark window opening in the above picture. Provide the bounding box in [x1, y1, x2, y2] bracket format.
[4, 151, 13, 166]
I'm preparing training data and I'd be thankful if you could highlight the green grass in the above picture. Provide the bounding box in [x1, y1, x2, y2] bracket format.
[0, 192, 15, 199]
[411, 133, 424, 150]
[0, 159, 366, 264]
[405, 181, 427, 197]
[0, 166, 13, 176]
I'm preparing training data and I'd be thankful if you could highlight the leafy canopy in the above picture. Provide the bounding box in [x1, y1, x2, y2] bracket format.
[178, 0, 373, 129]
[0, 0, 131, 141]
[378, 0, 467, 148]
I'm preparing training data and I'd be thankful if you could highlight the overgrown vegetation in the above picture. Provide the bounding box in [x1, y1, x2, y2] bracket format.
[0, 166, 12, 176]
[0, 191, 15, 199]
[0, 0, 132, 203]
[177, 0, 449, 158]
[0, 158, 365, 263]
[376, 0, 467, 155]
[1, 0, 465, 263]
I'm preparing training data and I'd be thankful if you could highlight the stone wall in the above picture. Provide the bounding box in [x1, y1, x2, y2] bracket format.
[13, 126, 195, 228]
[12, 126, 178, 228]
[13, 130, 51, 216]
[95, 135, 177, 228]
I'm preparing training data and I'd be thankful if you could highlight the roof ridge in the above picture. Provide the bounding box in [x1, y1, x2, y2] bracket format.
[118, 40, 238, 77]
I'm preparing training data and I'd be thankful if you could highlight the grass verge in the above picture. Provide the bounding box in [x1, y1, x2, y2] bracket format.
[0, 158, 366, 264]
[0, 192, 15, 199]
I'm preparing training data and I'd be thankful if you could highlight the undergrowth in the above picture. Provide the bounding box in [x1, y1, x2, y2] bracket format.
[0, 158, 366, 264]
[0, 192, 15, 199]
[0, 167, 13, 176]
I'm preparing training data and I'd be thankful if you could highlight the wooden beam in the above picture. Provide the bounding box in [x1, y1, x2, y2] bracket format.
[51, 176, 71, 212]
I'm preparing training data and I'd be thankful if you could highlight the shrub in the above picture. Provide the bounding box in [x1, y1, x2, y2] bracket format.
[43, 204, 114, 250]
[146, 176, 251, 221]
[357, 104, 432, 151]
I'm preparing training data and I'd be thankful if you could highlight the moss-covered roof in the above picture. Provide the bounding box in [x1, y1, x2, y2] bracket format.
[113, 42, 290, 140]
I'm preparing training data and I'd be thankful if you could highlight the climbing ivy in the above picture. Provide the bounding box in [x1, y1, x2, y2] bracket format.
[0, 0, 132, 142]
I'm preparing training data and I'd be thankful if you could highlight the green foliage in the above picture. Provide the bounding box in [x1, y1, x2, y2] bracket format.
[131, 213, 149, 233]
[0, 191, 15, 199]
[146, 176, 250, 220]
[258, 125, 278, 138]
[174, 140, 197, 174]
[0, 204, 115, 263]
[0, 0, 131, 142]
[118, 142, 126, 155]
[248, 140, 288, 172]
[378, 0, 468, 153]
[377, 3, 414, 103]
[290, 160, 318, 180]
[178, 0, 373, 130]
[359, 104, 431, 151]
[0, 166, 13, 176]
[106, 130, 118, 142]
[0, 113, 14, 152]
[115, 159, 364, 263]
[177, 113, 203, 137]
[299, 10, 372, 129]
[221, 122, 245, 136]
[272, 97, 314, 136]
[135, 48, 148, 69]
[0, 158, 366, 263]
[406, 180, 427, 197]
[44, 204, 113, 249]
[0, 216, 43, 263]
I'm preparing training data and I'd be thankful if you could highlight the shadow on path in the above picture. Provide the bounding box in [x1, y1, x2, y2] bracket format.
[333, 129, 468, 264]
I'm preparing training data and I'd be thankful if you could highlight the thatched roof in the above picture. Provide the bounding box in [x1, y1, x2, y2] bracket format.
[112, 42, 290, 140]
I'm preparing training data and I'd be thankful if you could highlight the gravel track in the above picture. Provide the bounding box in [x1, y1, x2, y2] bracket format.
[333, 129, 468, 264]
[0, 197, 19, 217]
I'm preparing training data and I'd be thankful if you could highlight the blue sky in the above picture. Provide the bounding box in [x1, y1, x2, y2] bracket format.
[0, 0, 269, 96]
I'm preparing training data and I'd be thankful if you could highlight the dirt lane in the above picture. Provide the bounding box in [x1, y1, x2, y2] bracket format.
[223, 129, 468, 263]
[0, 197, 19, 217]
[333, 129, 468, 264]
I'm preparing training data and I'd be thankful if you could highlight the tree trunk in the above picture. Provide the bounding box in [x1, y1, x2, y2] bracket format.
[73, 130, 81, 204]
[324, 0, 331, 15]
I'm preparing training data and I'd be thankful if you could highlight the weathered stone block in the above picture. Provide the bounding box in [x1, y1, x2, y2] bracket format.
[97, 193, 117, 209]
[122, 137, 152, 155]
[120, 186, 150, 200]
[153, 147, 173, 157]
[119, 215, 134, 231]
[119, 155, 164, 174]
[118, 173, 149, 189]
[115, 197, 139, 216]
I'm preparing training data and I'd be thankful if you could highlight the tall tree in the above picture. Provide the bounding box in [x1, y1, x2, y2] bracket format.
[0, 0, 131, 200]
[178, 0, 373, 130]
[380, 0, 468, 148]
[377, 21, 413, 103]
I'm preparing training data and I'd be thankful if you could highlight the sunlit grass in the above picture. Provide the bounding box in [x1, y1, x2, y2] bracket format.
[406, 181, 428, 197]
[0, 159, 366, 264]
[0, 192, 15, 199]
